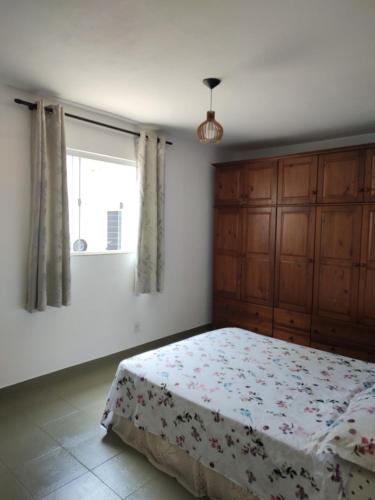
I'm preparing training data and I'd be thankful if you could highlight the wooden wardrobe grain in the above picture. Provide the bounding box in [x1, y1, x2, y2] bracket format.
[213, 143, 375, 361]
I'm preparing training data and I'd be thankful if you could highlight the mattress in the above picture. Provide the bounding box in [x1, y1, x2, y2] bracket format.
[102, 328, 375, 499]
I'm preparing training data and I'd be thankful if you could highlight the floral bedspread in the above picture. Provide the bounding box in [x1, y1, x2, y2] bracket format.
[102, 328, 375, 500]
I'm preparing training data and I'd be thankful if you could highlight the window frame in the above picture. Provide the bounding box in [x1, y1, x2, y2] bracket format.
[67, 148, 137, 256]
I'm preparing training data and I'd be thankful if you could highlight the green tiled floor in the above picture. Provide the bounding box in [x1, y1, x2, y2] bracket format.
[0, 353, 198, 499]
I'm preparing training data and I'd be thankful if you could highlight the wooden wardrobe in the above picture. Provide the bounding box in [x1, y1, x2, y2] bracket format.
[213, 144, 375, 362]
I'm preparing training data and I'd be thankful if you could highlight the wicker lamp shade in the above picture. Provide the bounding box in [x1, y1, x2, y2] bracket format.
[197, 78, 223, 144]
[197, 111, 223, 144]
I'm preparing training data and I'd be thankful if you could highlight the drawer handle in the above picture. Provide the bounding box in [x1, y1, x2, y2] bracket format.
[311, 189, 317, 195]
[289, 319, 294, 324]
[255, 311, 259, 317]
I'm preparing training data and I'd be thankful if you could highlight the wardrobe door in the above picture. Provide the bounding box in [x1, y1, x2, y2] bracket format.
[243, 160, 277, 205]
[213, 208, 241, 299]
[313, 205, 362, 322]
[278, 156, 318, 204]
[358, 205, 375, 326]
[364, 149, 375, 202]
[274, 206, 315, 313]
[317, 150, 364, 203]
[241, 207, 276, 306]
[215, 166, 242, 205]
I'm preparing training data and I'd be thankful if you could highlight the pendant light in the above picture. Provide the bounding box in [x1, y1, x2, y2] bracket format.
[197, 78, 223, 144]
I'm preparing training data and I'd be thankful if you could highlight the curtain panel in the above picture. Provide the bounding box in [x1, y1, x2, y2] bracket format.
[136, 130, 166, 294]
[26, 101, 71, 312]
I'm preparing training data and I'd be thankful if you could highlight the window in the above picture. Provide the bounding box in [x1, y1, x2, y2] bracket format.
[67, 150, 137, 254]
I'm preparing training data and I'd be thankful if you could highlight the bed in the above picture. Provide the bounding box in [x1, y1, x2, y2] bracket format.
[101, 328, 375, 500]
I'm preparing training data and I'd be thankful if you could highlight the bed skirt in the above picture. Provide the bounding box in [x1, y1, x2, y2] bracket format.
[110, 415, 259, 500]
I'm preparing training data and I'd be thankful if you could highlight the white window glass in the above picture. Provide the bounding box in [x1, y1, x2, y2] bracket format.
[66, 151, 137, 254]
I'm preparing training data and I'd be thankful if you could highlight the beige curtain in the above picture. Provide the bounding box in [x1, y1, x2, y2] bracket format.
[26, 101, 71, 312]
[136, 130, 166, 293]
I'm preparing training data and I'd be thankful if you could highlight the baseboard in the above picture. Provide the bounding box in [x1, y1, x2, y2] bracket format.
[112, 323, 213, 362]
[0, 323, 213, 392]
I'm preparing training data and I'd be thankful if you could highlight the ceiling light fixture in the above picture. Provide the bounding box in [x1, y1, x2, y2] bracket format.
[197, 78, 223, 144]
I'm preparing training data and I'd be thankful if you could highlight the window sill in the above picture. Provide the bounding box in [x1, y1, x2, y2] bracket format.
[71, 250, 135, 256]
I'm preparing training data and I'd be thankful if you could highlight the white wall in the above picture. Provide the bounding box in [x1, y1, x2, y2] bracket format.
[218, 132, 375, 162]
[0, 84, 216, 388]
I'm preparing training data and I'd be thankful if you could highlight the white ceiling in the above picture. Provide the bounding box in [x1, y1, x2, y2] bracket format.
[1, 0, 375, 147]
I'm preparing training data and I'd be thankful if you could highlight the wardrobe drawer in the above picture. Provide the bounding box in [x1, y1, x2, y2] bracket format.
[217, 299, 273, 323]
[310, 341, 371, 362]
[240, 302, 273, 322]
[213, 298, 273, 335]
[274, 309, 311, 331]
[235, 302, 273, 336]
[274, 327, 310, 347]
[236, 317, 273, 337]
[311, 318, 373, 349]
[311, 318, 351, 343]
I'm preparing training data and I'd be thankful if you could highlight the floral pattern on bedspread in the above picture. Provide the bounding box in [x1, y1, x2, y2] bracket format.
[102, 328, 375, 500]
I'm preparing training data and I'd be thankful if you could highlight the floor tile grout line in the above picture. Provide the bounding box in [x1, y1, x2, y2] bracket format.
[5, 426, 90, 498]
[0, 456, 38, 499]
[24, 440, 92, 499]
[0, 357, 157, 499]
[38, 469, 88, 499]
[7, 463, 38, 499]
[3, 431, 62, 470]
[0, 365, 127, 498]
[124, 477, 155, 499]
[13, 393, 121, 471]
[1, 393, 80, 430]
[90, 463, 150, 500]
[2, 386, 107, 433]
[88, 447, 124, 470]
[87, 467, 124, 499]
[58, 431, 122, 470]
[0, 403, 117, 497]
[0, 401, 106, 499]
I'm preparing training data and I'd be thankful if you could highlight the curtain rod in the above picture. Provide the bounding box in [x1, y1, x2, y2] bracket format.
[14, 98, 173, 145]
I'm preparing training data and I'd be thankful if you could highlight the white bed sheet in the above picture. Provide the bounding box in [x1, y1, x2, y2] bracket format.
[102, 328, 375, 499]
